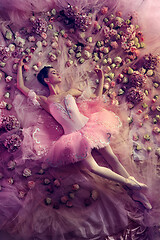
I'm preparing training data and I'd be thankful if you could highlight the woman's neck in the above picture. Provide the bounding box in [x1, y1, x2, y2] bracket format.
[49, 84, 61, 96]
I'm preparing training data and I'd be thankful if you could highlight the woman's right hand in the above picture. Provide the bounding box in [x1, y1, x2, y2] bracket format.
[18, 56, 25, 67]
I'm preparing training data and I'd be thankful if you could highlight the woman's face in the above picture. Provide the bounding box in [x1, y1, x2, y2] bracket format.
[47, 68, 61, 84]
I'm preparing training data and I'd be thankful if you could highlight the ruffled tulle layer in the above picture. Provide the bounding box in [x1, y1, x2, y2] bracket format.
[46, 109, 122, 167]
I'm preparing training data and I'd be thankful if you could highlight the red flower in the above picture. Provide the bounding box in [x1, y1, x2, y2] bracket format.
[100, 7, 108, 15]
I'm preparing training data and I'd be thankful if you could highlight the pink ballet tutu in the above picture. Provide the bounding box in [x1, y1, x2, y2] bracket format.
[47, 109, 122, 167]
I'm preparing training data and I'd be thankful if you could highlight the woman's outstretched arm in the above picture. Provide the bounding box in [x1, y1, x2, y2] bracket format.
[17, 58, 30, 96]
[94, 67, 104, 97]
[17, 58, 49, 112]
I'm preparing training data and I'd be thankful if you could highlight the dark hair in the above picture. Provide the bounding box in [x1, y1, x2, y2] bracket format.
[37, 66, 53, 87]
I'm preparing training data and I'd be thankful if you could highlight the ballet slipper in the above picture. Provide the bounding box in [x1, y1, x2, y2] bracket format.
[130, 191, 152, 210]
[126, 176, 148, 191]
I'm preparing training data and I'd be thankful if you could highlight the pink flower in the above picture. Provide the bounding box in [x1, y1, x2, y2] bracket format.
[110, 41, 118, 49]
[41, 32, 47, 39]
[4, 134, 22, 152]
[0, 101, 7, 109]
[126, 87, 144, 104]
[61, 196, 69, 204]
[7, 161, 16, 170]
[2, 115, 20, 131]
[28, 36, 36, 42]
[53, 179, 61, 187]
[100, 6, 108, 15]
[130, 46, 137, 53]
[111, 81, 116, 88]
[24, 65, 30, 71]
[51, 42, 58, 49]
[28, 181, 35, 189]
[19, 191, 26, 199]
[8, 178, 14, 185]
[109, 29, 117, 36]
[5, 76, 12, 83]
[66, 40, 72, 47]
[72, 183, 80, 191]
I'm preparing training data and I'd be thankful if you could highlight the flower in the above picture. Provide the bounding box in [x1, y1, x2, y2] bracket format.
[28, 181, 35, 189]
[91, 190, 99, 200]
[4, 134, 22, 152]
[72, 183, 80, 191]
[0, 101, 7, 109]
[15, 36, 26, 47]
[5, 76, 12, 83]
[129, 72, 146, 88]
[53, 179, 61, 187]
[143, 54, 158, 70]
[110, 41, 118, 49]
[23, 168, 32, 177]
[60, 196, 69, 204]
[19, 191, 26, 199]
[126, 87, 144, 104]
[0, 46, 11, 61]
[2, 115, 20, 131]
[61, 4, 92, 31]
[32, 17, 48, 35]
[45, 197, 52, 205]
[100, 7, 108, 15]
[7, 161, 16, 170]
[8, 44, 15, 52]
[28, 36, 36, 42]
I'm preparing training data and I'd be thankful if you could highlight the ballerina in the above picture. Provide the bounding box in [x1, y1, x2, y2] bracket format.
[16, 56, 152, 210]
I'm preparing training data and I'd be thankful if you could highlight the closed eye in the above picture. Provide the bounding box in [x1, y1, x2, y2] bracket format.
[51, 70, 56, 74]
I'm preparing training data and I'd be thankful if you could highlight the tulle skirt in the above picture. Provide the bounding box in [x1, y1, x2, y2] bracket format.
[46, 109, 122, 167]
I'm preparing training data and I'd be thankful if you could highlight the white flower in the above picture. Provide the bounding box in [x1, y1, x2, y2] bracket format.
[15, 36, 26, 47]
[8, 44, 15, 52]
[5, 76, 12, 83]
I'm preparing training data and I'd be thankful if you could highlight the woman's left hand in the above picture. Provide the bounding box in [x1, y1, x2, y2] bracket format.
[94, 66, 104, 79]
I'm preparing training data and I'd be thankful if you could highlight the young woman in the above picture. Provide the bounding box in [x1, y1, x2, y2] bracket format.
[17, 58, 152, 210]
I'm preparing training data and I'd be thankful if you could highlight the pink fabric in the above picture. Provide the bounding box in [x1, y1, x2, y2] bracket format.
[33, 95, 122, 167]
[49, 94, 89, 134]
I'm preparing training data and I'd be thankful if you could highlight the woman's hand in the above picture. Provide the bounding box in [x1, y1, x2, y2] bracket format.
[94, 66, 104, 97]
[18, 56, 25, 68]
[17, 56, 30, 97]
[94, 66, 104, 79]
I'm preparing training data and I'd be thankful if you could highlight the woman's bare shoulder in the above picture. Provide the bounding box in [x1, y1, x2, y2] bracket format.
[38, 95, 48, 101]
[47, 94, 62, 103]
[36, 95, 50, 113]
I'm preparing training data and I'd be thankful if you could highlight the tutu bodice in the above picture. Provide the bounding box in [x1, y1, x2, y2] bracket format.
[49, 95, 89, 134]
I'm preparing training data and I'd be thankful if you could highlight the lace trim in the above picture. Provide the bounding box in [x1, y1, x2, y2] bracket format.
[32, 127, 48, 156]
[28, 90, 41, 107]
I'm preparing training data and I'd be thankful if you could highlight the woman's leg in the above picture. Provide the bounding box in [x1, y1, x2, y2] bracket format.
[96, 145, 152, 209]
[84, 154, 152, 209]
[83, 154, 146, 190]
[97, 144, 130, 178]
